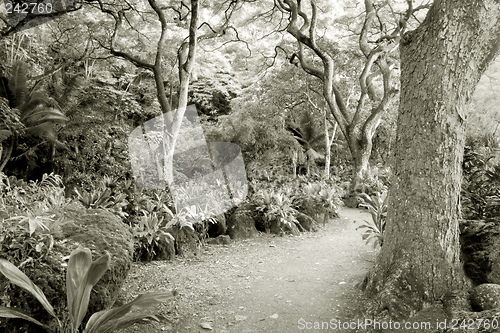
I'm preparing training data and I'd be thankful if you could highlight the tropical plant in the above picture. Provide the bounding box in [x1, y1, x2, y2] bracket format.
[73, 186, 128, 218]
[0, 62, 71, 175]
[287, 109, 325, 176]
[0, 97, 24, 172]
[293, 181, 343, 225]
[254, 188, 299, 232]
[1, 173, 68, 220]
[133, 211, 175, 262]
[461, 145, 500, 220]
[5, 210, 59, 237]
[315, 186, 343, 226]
[0, 247, 177, 333]
[357, 170, 387, 194]
[74, 187, 114, 209]
[293, 182, 323, 218]
[356, 190, 389, 248]
[0, 218, 56, 265]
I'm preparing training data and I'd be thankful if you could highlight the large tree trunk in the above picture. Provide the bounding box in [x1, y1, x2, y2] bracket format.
[362, 0, 500, 319]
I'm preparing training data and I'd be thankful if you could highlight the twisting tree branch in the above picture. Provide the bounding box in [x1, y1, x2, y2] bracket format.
[276, 0, 415, 186]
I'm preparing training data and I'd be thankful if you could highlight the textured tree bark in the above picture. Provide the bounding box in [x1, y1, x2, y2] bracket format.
[362, 0, 500, 319]
[323, 119, 336, 179]
[162, 0, 198, 185]
[349, 130, 373, 192]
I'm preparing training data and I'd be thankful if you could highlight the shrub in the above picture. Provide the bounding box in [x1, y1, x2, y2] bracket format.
[356, 190, 389, 248]
[1, 173, 66, 218]
[293, 180, 343, 224]
[73, 177, 129, 219]
[253, 188, 299, 232]
[357, 171, 387, 194]
[133, 211, 175, 262]
[0, 247, 177, 333]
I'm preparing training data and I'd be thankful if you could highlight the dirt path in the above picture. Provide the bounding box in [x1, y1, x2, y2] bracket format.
[119, 207, 378, 333]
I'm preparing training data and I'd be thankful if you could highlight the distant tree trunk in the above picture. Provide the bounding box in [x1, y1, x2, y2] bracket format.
[306, 153, 310, 175]
[362, 0, 500, 319]
[324, 114, 336, 179]
[102, 0, 199, 186]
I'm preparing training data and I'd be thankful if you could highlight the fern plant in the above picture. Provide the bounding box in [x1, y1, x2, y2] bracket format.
[1, 62, 70, 172]
[356, 190, 389, 248]
[0, 97, 23, 172]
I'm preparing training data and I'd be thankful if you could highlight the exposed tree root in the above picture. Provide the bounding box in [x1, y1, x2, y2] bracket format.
[359, 261, 426, 321]
[356, 261, 494, 333]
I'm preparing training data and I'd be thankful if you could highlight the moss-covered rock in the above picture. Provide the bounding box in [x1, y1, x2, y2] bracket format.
[269, 217, 300, 236]
[134, 234, 176, 262]
[206, 235, 232, 245]
[166, 224, 200, 257]
[226, 202, 258, 240]
[0, 205, 134, 332]
[470, 284, 500, 311]
[207, 213, 227, 238]
[294, 211, 319, 232]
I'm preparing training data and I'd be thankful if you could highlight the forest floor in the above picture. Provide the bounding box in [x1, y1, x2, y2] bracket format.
[118, 207, 378, 333]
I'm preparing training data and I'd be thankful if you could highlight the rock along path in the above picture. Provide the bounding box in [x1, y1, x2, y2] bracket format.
[119, 207, 377, 333]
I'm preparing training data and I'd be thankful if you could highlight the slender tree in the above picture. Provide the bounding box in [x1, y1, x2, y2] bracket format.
[362, 0, 500, 319]
[88, 0, 245, 185]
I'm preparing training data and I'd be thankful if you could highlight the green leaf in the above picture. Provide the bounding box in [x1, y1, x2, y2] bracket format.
[23, 108, 68, 125]
[0, 306, 46, 327]
[83, 291, 177, 333]
[9, 62, 28, 108]
[67, 248, 110, 332]
[0, 259, 59, 325]
[0, 129, 12, 141]
[90, 312, 163, 333]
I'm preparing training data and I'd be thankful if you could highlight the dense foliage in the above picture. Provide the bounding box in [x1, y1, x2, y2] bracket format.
[461, 135, 500, 221]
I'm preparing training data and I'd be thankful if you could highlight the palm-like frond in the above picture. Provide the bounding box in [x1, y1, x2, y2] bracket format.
[357, 191, 389, 247]
[23, 107, 69, 126]
[8, 62, 28, 108]
[0, 130, 12, 142]
[25, 122, 58, 142]
[288, 110, 326, 165]
[18, 91, 49, 114]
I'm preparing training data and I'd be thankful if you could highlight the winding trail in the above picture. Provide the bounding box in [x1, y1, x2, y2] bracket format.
[120, 207, 377, 333]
